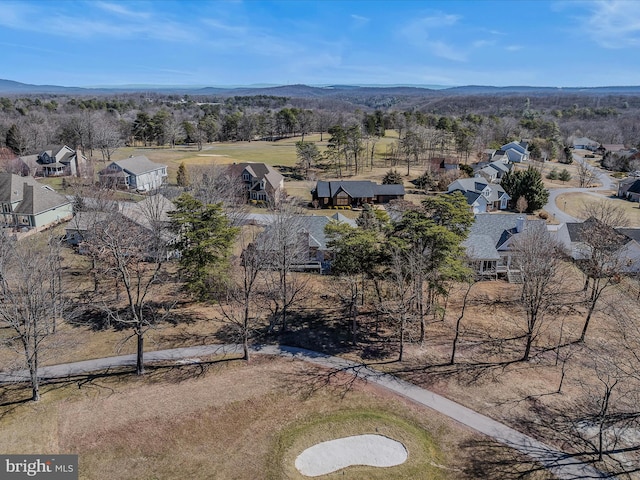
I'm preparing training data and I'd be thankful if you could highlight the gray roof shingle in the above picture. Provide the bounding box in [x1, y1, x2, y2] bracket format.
[0, 173, 70, 214]
[106, 156, 167, 176]
[464, 213, 545, 260]
[314, 180, 405, 198]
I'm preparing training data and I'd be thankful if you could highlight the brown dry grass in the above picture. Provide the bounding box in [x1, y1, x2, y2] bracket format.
[0, 356, 485, 480]
[555, 192, 640, 226]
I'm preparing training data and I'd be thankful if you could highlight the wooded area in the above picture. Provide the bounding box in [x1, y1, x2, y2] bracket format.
[2, 88, 640, 477]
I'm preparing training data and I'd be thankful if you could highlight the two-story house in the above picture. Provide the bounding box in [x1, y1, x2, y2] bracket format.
[447, 177, 510, 213]
[20, 145, 88, 177]
[98, 156, 168, 192]
[228, 162, 285, 203]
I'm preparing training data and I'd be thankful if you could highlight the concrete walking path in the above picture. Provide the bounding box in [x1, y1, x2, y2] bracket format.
[0, 343, 606, 479]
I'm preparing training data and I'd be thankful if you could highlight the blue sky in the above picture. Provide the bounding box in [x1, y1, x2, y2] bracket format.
[1, 0, 639, 88]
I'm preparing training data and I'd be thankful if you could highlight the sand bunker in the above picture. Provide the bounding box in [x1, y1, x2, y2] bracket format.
[295, 434, 408, 477]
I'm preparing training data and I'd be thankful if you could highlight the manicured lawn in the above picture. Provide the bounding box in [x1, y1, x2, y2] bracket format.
[109, 130, 403, 184]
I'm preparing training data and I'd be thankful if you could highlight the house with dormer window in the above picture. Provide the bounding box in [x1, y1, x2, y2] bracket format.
[228, 162, 285, 203]
[447, 177, 510, 213]
[19, 145, 88, 177]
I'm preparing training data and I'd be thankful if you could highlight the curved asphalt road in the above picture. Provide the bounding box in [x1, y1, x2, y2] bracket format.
[544, 152, 617, 224]
[0, 343, 605, 479]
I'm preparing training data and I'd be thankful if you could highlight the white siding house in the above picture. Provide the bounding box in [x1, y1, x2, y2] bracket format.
[98, 156, 168, 192]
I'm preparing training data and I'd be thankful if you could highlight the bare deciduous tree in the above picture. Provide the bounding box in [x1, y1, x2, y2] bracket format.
[83, 199, 172, 375]
[576, 160, 599, 188]
[379, 244, 416, 362]
[511, 223, 565, 361]
[218, 230, 266, 361]
[94, 115, 123, 163]
[0, 234, 67, 401]
[576, 202, 629, 342]
[256, 207, 310, 333]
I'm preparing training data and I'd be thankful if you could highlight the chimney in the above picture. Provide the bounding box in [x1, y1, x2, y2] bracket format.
[516, 216, 525, 233]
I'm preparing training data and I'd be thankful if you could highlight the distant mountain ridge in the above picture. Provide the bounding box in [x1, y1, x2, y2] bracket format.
[2, 78, 640, 97]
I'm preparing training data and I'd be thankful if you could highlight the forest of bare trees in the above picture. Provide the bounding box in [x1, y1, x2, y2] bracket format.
[2, 90, 640, 173]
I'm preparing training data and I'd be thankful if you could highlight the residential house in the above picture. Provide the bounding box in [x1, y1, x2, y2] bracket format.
[253, 214, 352, 273]
[447, 177, 510, 213]
[555, 218, 640, 274]
[475, 159, 512, 183]
[617, 149, 640, 165]
[20, 145, 88, 177]
[427, 157, 459, 172]
[572, 137, 599, 151]
[312, 180, 405, 208]
[463, 213, 546, 280]
[228, 162, 284, 203]
[618, 178, 640, 202]
[98, 156, 167, 192]
[499, 141, 530, 163]
[0, 173, 72, 231]
[596, 144, 626, 156]
[65, 195, 177, 257]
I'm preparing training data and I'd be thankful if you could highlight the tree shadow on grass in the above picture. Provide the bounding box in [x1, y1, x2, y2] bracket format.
[265, 308, 400, 360]
[0, 357, 244, 407]
[275, 362, 366, 401]
[459, 438, 572, 480]
[69, 301, 200, 332]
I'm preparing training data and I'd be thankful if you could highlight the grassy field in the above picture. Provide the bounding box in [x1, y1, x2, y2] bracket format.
[110, 131, 402, 184]
[0, 356, 480, 480]
[556, 191, 640, 225]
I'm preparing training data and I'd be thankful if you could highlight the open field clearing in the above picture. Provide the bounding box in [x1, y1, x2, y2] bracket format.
[109, 131, 405, 184]
[555, 192, 640, 225]
[0, 356, 492, 480]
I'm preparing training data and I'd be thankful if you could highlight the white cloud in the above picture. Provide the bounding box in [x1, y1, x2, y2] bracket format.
[94, 2, 151, 19]
[201, 18, 299, 57]
[401, 11, 461, 44]
[578, 0, 640, 48]
[0, 2, 36, 30]
[0, 1, 197, 42]
[351, 14, 370, 26]
[428, 41, 467, 61]
[472, 40, 495, 48]
[400, 11, 466, 61]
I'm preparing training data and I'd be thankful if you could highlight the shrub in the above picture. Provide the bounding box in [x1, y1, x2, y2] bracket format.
[382, 169, 403, 185]
[558, 169, 571, 183]
[538, 211, 549, 220]
[546, 168, 559, 180]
